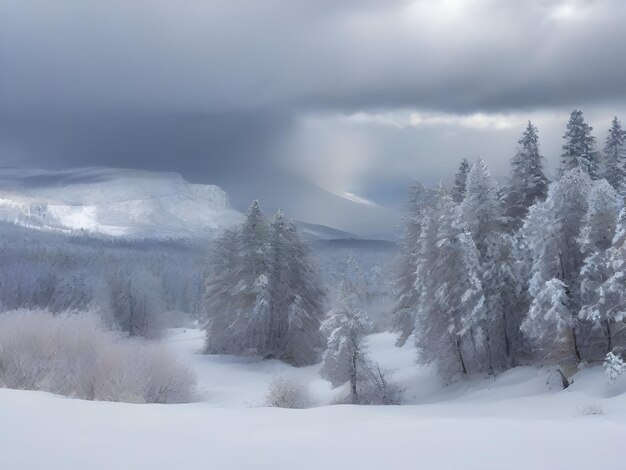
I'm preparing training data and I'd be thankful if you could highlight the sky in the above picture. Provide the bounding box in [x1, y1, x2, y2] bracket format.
[2, 0, 626, 234]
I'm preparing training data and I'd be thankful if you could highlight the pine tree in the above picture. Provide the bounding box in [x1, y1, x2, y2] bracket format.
[584, 206, 626, 357]
[482, 233, 528, 369]
[602, 116, 626, 190]
[269, 212, 326, 365]
[414, 190, 486, 379]
[504, 121, 549, 230]
[560, 110, 598, 179]
[522, 168, 592, 370]
[577, 180, 621, 359]
[390, 181, 436, 346]
[202, 202, 271, 356]
[202, 202, 326, 365]
[451, 158, 470, 204]
[521, 278, 577, 367]
[462, 158, 502, 261]
[320, 280, 373, 403]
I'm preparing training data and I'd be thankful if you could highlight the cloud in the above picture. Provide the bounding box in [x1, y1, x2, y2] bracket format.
[3, 0, 626, 232]
[4, 0, 626, 114]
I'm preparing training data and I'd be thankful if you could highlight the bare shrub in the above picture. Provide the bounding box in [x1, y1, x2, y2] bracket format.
[264, 376, 311, 409]
[0, 309, 195, 403]
[358, 363, 404, 405]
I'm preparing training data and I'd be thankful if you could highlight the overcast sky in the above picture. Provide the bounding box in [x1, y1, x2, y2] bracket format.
[2, 0, 626, 233]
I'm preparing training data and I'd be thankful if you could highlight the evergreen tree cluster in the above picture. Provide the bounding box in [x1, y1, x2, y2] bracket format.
[392, 110, 626, 381]
[201, 201, 326, 366]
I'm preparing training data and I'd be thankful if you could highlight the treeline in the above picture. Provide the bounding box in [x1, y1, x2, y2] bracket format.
[392, 110, 626, 382]
[0, 222, 203, 337]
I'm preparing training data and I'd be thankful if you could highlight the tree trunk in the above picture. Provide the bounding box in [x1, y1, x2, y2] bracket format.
[350, 351, 358, 404]
[571, 325, 581, 363]
[455, 337, 467, 375]
[502, 310, 511, 360]
[606, 320, 613, 354]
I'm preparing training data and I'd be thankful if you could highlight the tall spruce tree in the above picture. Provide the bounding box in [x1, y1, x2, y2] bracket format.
[414, 189, 486, 379]
[578, 181, 623, 357]
[451, 158, 470, 204]
[602, 116, 626, 190]
[504, 121, 549, 230]
[522, 168, 592, 371]
[561, 110, 598, 179]
[390, 181, 436, 346]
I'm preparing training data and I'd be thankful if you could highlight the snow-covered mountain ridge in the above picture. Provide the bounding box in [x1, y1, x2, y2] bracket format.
[0, 167, 242, 239]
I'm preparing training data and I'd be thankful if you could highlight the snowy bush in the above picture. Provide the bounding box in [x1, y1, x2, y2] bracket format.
[604, 351, 625, 381]
[264, 376, 311, 409]
[0, 309, 196, 403]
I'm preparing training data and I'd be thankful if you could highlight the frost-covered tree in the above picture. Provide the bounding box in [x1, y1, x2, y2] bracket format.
[560, 109, 598, 179]
[202, 202, 325, 365]
[504, 121, 549, 230]
[414, 190, 487, 379]
[390, 182, 436, 346]
[577, 180, 622, 358]
[451, 158, 470, 204]
[583, 206, 626, 357]
[462, 158, 502, 261]
[522, 168, 592, 368]
[320, 280, 373, 403]
[482, 233, 528, 369]
[268, 211, 326, 366]
[521, 278, 577, 367]
[462, 159, 518, 371]
[602, 116, 626, 190]
[202, 202, 271, 356]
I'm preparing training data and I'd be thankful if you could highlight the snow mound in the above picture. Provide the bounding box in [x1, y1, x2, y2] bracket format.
[0, 167, 242, 239]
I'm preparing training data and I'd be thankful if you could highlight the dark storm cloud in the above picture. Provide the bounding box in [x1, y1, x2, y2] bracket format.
[2, 0, 626, 232]
[3, 0, 626, 114]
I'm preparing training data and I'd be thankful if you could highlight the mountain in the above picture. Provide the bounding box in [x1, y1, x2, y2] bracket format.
[296, 221, 360, 241]
[0, 167, 242, 239]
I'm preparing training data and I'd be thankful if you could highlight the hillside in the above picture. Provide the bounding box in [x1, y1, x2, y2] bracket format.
[0, 167, 242, 239]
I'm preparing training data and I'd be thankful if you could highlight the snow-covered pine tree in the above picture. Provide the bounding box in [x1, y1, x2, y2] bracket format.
[269, 212, 326, 366]
[504, 121, 549, 231]
[462, 158, 502, 261]
[482, 233, 528, 369]
[203, 203, 324, 365]
[584, 206, 626, 358]
[451, 158, 470, 204]
[320, 280, 373, 403]
[203, 201, 271, 356]
[602, 116, 626, 191]
[560, 109, 598, 179]
[521, 278, 576, 367]
[578, 180, 622, 359]
[462, 159, 516, 372]
[522, 168, 592, 370]
[390, 181, 436, 346]
[414, 189, 487, 379]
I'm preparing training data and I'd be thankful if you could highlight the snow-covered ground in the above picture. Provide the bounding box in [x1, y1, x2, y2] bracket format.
[2, 329, 626, 469]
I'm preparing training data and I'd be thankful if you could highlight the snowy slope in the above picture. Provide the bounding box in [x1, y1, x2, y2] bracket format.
[0, 167, 242, 239]
[2, 329, 626, 469]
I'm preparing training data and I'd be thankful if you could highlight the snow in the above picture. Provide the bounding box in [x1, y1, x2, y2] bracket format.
[2, 329, 626, 469]
[0, 167, 242, 239]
